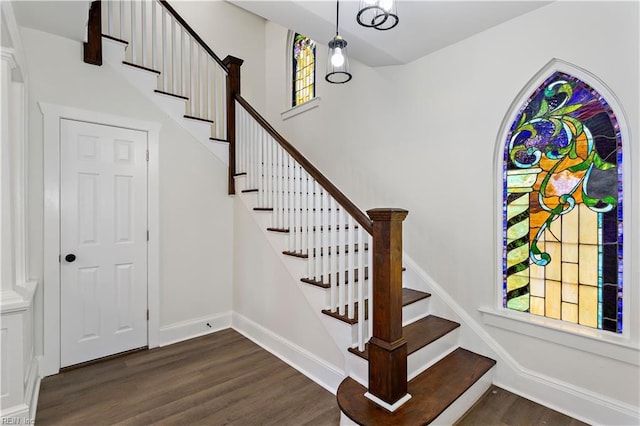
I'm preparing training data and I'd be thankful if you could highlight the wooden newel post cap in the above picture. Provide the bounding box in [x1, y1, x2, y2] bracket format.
[366, 208, 408, 222]
[222, 55, 244, 68]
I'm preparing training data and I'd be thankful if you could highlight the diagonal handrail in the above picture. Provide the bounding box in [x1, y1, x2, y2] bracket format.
[235, 94, 373, 235]
[158, 1, 228, 72]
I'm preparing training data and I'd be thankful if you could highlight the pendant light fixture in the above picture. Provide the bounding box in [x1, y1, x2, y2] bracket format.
[357, 0, 399, 31]
[325, 0, 352, 84]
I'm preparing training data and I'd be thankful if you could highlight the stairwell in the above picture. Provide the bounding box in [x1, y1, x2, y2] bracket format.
[86, 1, 497, 423]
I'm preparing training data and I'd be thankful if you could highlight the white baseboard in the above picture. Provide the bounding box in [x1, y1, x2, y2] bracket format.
[232, 312, 345, 394]
[159, 312, 232, 347]
[402, 254, 640, 426]
[26, 356, 41, 421]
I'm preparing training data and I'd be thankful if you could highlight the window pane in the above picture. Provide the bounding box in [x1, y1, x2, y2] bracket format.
[503, 71, 623, 333]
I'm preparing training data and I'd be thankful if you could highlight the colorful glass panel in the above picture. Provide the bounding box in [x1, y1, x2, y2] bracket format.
[503, 71, 623, 333]
[292, 33, 316, 107]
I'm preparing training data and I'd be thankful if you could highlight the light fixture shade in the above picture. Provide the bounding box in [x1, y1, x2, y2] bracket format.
[325, 35, 352, 84]
[357, 0, 398, 31]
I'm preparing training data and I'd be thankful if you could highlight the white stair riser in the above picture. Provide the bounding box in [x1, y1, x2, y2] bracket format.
[102, 37, 228, 165]
[430, 368, 494, 425]
[347, 327, 460, 388]
[402, 296, 430, 326]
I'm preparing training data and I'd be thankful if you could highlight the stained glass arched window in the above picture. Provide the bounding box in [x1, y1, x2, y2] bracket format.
[503, 69, 624, 333]
[292, 33, 316, 107]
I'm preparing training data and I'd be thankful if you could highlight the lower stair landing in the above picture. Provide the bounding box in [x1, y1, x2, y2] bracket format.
[337, 348, 496, 425]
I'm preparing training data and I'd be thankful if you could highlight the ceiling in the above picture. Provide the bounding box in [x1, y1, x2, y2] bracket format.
[9, 1, 551, 68]
[230, 0, 552, 66]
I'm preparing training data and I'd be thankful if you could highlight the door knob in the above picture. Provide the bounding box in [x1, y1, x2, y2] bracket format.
[65, 254, 76, 263]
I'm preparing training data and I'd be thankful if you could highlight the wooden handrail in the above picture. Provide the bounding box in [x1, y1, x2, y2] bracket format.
[159, 0, 229, 72]
[235, 94, 373, 235]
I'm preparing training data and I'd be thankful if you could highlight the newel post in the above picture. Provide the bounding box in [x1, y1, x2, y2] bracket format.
[366, 208, 411, 410]
[223, 55, 244, 195]
[83, 0, 102, 66]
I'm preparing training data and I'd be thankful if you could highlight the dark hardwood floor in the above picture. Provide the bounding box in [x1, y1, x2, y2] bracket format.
[456, 385, 588, 426]
[37, 329, 587, 426]
[36, 329, 340, 425]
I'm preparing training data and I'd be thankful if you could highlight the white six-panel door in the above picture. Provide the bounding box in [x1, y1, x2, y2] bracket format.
[60, 119, 148, 367]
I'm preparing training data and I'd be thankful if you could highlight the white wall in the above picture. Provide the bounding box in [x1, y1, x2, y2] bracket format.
[169, 1, 267, 113]
[21, 27, 234, 355]
[262, 0, 639, 420]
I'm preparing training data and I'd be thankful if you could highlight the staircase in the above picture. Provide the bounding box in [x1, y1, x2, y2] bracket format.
[85, 1, 496, 423]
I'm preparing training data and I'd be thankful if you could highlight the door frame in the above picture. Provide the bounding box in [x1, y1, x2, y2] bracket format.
[40, 102, 161, 376]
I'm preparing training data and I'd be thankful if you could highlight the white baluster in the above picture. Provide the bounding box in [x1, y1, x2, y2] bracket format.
[130, 0, 137, 63]
[107, 1, 113, 36]
[141, 0, 146, 67]
[295, 164, 302, 253]
[367, 232, 373, 343]
[357, 226, 365, 350]
[235, 102, 240, 170]
[214, 66, 221, 139]
[288, 157, 295, 251]
[314, 183, 322, 282]
[322, 192, 330, 295]
[221, 68, 227, 139]
[276, 146, 284, 229]
[171, 18, 177, 93]
[151, 1, 156, 70]
[337, 208, 345, 314]
[306, 175, 314, 279]
[161, 10, 167, 90]
[199, 47, 204, 118]
[207, 59, 212, 121]
[301, 170, 308, 257]
[189, 40, 195, 114]
[181, 30, 186, 96]
[347, 215, 355, 319]
[282, 153, 292, 233]
[119, 0, 124, 40]
[257, 130, 264, 208]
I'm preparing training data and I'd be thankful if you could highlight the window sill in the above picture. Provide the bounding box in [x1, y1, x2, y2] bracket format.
[281, 97, 321, 121]
[479, 307, 639, 366]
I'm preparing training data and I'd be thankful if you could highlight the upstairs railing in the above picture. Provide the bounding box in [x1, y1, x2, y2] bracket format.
[98, 0, 228, 140]
[236, 96, 374, 351]
[84, 0, 411, 409]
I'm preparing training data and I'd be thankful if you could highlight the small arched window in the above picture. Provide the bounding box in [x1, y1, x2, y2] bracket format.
[292, 33, 316, 107]
[502, 64, 625, 333]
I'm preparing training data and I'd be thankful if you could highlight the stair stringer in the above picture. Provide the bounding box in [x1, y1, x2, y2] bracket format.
[101, 37, 229, 165]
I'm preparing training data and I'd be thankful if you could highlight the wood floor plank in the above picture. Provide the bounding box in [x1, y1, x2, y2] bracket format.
[36, 329, 340, 426]
[455, 385, 588, 426]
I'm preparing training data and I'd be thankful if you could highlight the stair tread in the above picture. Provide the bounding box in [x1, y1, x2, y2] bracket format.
[122, 61, 161, 74]
[321, 288, 430, 325]
[284, 243, 369, 259]
[154, 89, 189, 101]
[337, 348, 496, 426]
[348, 315, 459, 360]
[184, 114, 214, 124]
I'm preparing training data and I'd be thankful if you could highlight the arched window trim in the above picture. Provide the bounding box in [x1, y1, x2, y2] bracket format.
[281, 30, 321, 121]
[483, 59, 635, 355]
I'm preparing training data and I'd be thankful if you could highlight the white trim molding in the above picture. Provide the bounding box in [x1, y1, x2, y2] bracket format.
[281, 97, 321, 121]
[232, 312, 345, 395]
[39, 102, 161, 376]
[480, 307, 640, 366]
[159, 312, 232, 347]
